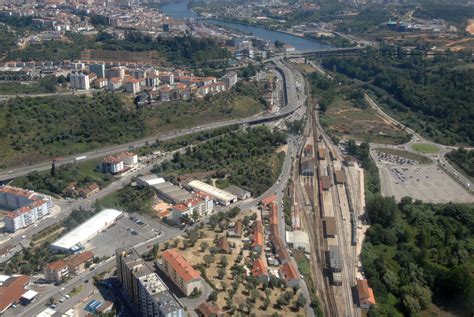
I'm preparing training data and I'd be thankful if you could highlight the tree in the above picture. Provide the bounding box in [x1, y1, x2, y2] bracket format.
[208, 290, 218, 302]
[250, 289, 259, 303]
[220, 255, 228, 268]
[200, 241, 209, 252]
[204, 255, 214, 267]
[295, 293, 307, 310]
[262, 297, 270, 310]
[217, 268, 226, 280]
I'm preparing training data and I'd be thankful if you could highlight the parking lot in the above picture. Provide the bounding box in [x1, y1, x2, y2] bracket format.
[87, 213, 179, 257]
[378, 163, 474, 203]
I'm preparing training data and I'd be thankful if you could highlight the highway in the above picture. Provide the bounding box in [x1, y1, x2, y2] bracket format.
[2, 60, 317, 317]
[0, 63, 302, 182]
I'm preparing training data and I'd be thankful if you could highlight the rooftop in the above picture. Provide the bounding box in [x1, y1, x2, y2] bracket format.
[187, 180, 237, 203]
[0, 275, 29, 313]
[161, 249, 201, 283]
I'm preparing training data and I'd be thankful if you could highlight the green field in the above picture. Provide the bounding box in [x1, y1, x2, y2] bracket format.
[375, 148, 433, 164]
[411, 143, 439, 153]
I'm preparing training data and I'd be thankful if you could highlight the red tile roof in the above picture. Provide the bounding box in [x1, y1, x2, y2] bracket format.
[0, 186, 33, 198]
[251, 258, 268, 278]
[65, 251, 94, 268]
[46, 259, 67, 271]
[357, 279, 376, 305]
[0, 275, 29, 313]
[162, 249, 201, 283]
[280, 262, 299, 281]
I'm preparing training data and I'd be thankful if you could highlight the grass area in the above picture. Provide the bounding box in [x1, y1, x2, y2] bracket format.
[293, 250, 323, 317]
[295, 63, 317, 74]
[0, 81, 265, 169]
[31, 223, 64, 246]
[411, 143, 439, 154]
[321, 96, 410, 145]
[70, 284, 84, 296]
[374, 148, 433, 164]
[0, 82, 46, 95]
[95, 186, 156, 216]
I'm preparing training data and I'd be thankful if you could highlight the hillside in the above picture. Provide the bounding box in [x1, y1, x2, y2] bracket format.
[0, 81, 266, 168]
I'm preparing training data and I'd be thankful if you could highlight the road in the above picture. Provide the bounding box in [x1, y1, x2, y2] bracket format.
[3, 60, 316, 317]
[365, 94, 473, 193]
[0, 63, 302, 182]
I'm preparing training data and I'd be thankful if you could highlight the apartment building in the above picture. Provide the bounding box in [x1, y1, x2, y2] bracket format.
[115, 247, 185, 317]
[0, 186, 52, 233]
[44, 259, 68, 283]
[70, 72, 90, 90]
[170, 197, 214, 224]
[158, 249, 202, 296]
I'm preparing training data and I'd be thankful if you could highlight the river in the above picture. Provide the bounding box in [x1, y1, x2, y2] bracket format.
[160, 1, 331, 51]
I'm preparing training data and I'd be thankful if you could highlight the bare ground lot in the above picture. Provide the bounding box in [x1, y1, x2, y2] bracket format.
[322, 99, 409, 145]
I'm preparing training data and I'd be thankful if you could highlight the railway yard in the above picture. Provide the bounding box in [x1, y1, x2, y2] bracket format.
[289, 82, 367, 316]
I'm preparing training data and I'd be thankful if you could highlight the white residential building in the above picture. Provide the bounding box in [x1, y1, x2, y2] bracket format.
[70, 72, 90, 90]
[0, 186, 52, 232]
[170, 197, 213, 223]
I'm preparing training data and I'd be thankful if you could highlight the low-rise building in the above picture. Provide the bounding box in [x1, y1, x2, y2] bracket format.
[153, 182, 193, 204]
[94, 77, 108, 89]
[357, 279, 376, 309]
[224, 185, 251, 200]
[107, 77, 123, 91]
[170, 197, 213, 224]
[0, 275, 30, 314]
[227, 219, 243, 237]
[286, 230, 310, 251]
[137, 175, 165, 187]
[252, 220, 264, 252]
[158, 249, 202, 297]
[196, 302, 223, 317]
[187, 180, 237, 206]
[65, 251, 94, 275]
[44, 259, 68, 283]
[251, 258, 269, 282]
[279, 262, 299, 288]
[216, 236, 231, 254]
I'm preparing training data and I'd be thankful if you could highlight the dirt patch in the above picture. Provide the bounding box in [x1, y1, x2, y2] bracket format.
[466, 19, 474, 35]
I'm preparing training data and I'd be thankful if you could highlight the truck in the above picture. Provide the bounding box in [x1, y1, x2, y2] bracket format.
[75, 155, 87, 162]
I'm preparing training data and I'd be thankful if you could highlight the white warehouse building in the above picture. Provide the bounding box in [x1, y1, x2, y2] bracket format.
[50, 209, 122, 253]
[187, 180, 237, 206]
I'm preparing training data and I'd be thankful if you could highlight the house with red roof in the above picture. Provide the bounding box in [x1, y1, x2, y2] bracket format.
[251, 258, 269, 282]
[280, 262, 300, 288]
[44, 259, 68, 283]
[158, 249, 202, 296]
[357, 279, 376, 309]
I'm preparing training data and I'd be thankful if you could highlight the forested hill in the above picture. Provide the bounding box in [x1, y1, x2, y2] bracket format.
[362, 196, 474, 316]
[322, 53, 474, 146]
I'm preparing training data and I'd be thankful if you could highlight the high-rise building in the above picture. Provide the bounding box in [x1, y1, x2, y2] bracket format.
[70, 72, 90, 90]
[115, 247, 185, 317]
[89, 63, 106, 78]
